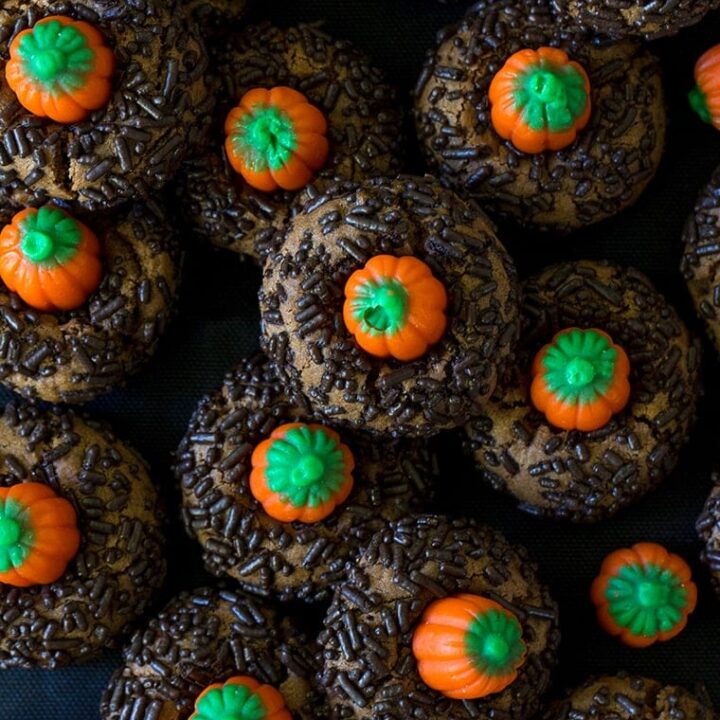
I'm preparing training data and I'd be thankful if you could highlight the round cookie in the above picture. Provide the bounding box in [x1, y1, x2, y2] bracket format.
[178, 22, 404, 258]
[0, 401, 165, 668]
[259, 175, 520, 437]
[552, 0, 720, 39]
[464, 260, 701, 522]
[697, 472, 720, 598]
[175, 353, 438, 603]
[0, 0, 213, 211]
[681, 163, 720, 357]
[318, 514, 561, 720]
[0, 201, 179, 404]
[100, 586, 326, 720]
[414, 0, 665, 231]
[542, 674, 717, 720]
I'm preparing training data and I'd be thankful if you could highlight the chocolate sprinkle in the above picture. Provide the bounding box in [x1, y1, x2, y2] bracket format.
[176, 22, 405, 259]
[413, 0, 665, 231]
[100, 586, 326, 720]
[319, 515, 560, 720]
[0, 402, 165, 669]
[464, 260, 702, 522]
[259, 175, 520, 437]
[175, 353, 439, 602]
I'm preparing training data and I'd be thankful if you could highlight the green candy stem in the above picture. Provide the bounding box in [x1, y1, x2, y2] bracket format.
[264, 425, 348, 509]
[605, 563, 689, 637]
[0, 517, 22, 547]
[0, 498, 33, 574]
[351, 278, 409, 336]
[465, 609, 525, 677]
[540, 329, 618, 406]
[689, 85, 713, 125]
[194, 683, 267, 720]
[514, 60, 588, 133]
[232, 105, 297, 173]
[18, 19, 95, 90]
[19, 207, 81, 267]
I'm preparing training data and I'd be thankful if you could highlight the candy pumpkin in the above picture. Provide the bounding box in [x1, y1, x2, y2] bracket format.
[0, 482, 80, 587]
[412, 594, 527, 699]
[689, 44, 720, 130]
[488, 47, 591, 154]
[190, 675, 292, 720]
[0, 206, 103, 312]
[343, 255, 448, 361]
[5, 15, 115, 123]
[250, 423, 354, 523]
[224, 86, 329, 192]
[591, 542, 697, 648]
[530, 327, 630, 432]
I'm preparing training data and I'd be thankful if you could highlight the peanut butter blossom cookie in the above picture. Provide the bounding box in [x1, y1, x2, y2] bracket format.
[554, 0, 720, 39]
[464, 260, 701, 522]
[0, 1, 212, 210]
[591, 543, 697, 647]
[0, 201, 179, 403]
[175, 353, 437, 602]
[101, 587, 326, 720]
[177, 22, 404, 258]
[414, 0, 665, 231]
[697, 472, 720, 598]
[0, 402, 165, 668]
[259, 175, 520, 437]
[541, 674, 718, 720]
[319, 515, 560, 719]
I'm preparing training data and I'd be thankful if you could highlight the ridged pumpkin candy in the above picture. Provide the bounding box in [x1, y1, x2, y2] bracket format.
[190, 675, 292, 720]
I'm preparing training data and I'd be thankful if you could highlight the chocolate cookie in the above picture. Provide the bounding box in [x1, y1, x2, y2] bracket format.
[414, 0, 665, 231]
[464, 260, 701, 522]
[177, 22, 404, 258]
[318, 514, 561, 720]
[185, 0, 247, 25]
[0, 401, 165, 668]
[0, 1, 213, 211]
[101, 586, 326, 720]
[553, 0, 720, 39]
[260, 175, 520, 437]
[681, 163, 720, 357]
[0, 201, 179, 404]
[175, 353, 438, 603]
[697, 472, 720, 598]
[542, 673, 716, 720]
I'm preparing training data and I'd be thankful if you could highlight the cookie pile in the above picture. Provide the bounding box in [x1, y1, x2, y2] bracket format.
[0, 1, 718, 719]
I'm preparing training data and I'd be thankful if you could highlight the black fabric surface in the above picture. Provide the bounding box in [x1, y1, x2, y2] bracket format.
[4, 1, 720, 717]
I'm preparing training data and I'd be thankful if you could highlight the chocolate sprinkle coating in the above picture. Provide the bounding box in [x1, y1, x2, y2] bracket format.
[259, 175, 520, 437]
[681, 163, 720, 357]
[319, 514, 561, 720]
[175, 353, 438, 603]
[177, 22, 405, 259]
[184, 0, 247, 25]
[100, 586, 327, 720]
[0, 200, 180, 404]
[552, 0, 720, 40]
[464, 260, 701, 522]
[0, 401, 165, 668]
[542, 673, 717, 720]
[414, 0, 665, 231]
[0, 0, 213, 211]
[696, 472, 720, 598]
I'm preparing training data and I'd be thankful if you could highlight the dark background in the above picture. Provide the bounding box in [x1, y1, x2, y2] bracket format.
[4, 0, 720, 717]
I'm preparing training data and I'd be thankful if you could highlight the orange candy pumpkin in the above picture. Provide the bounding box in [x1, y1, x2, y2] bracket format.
[250, 422, 354, 523]
[343, 255, 448, 361]
[6, 15, 115, 123]
[224, 86, 329, 192]
[0, 482, 80, 587]
[0, 206, 103, 312]
[412, 594, 527, 700]
[489, 47, 591, 154]
[190, 675, 292, 720]
[689, 44, 720, 129]
[591, 543, 697, 648]
[530, 328, 631, 432]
